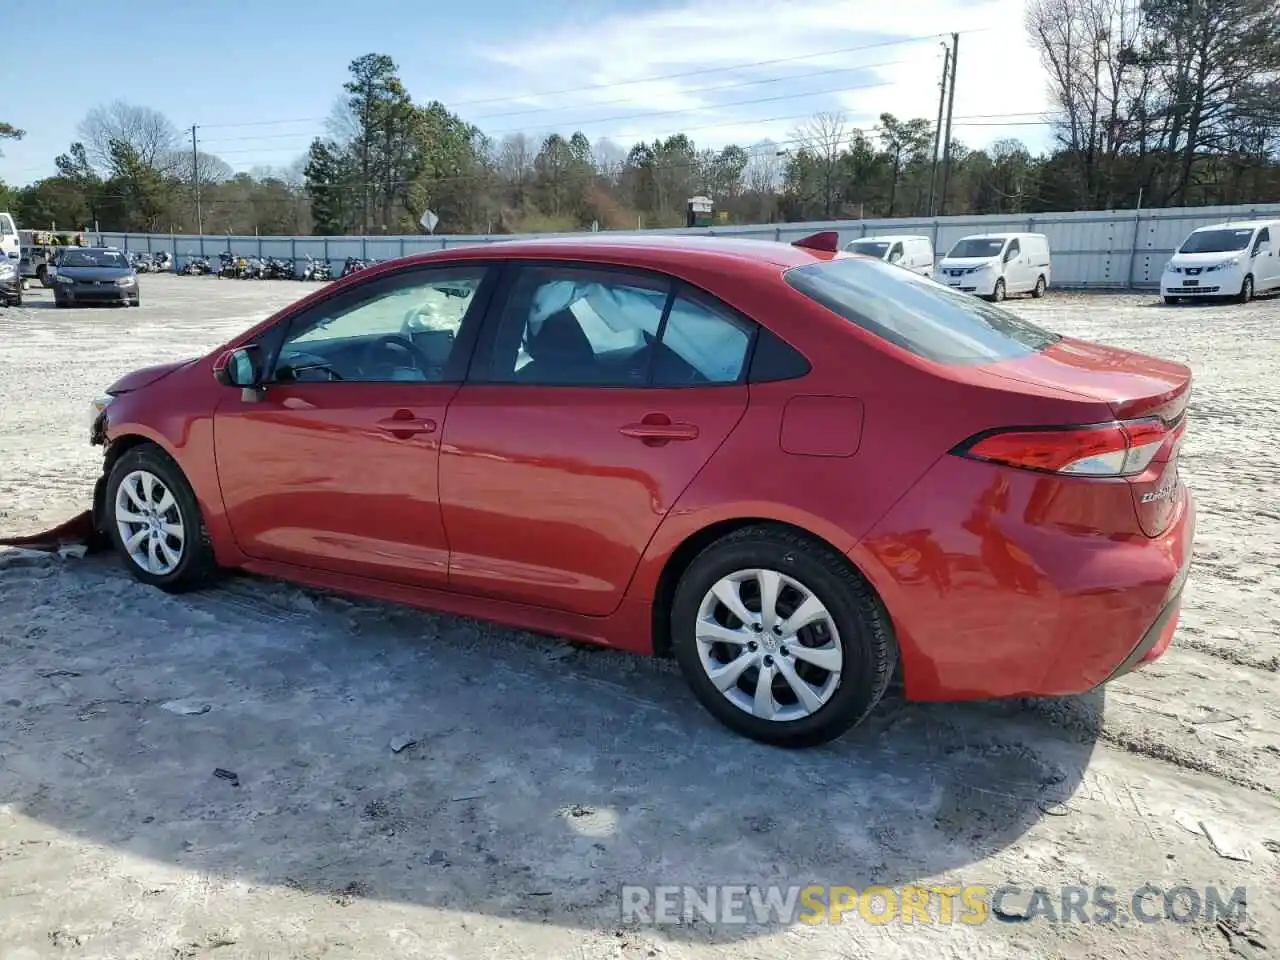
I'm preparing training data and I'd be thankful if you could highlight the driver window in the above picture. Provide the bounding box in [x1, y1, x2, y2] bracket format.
[1255, 228, 1270, 253]
[275, 266, 488, 383]
[888, 242, 904, 262]
[1004, 239, 1021, 261]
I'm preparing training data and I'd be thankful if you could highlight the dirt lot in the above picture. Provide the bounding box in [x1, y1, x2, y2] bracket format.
[0, 276, 1277, 960]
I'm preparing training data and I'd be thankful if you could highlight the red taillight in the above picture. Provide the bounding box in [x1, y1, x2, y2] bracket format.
[955, 418, 1171, 477]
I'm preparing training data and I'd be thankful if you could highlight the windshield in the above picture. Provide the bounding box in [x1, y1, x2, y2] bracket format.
[847, 241, 890, 259]
[1178, 228, 1254, 254]
[947, 238, 1006, 259]
[784, 256, 1061, 365]
[60, 249, 129, 269]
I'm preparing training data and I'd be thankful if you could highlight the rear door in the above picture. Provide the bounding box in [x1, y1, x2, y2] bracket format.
[439, 262, 753, 616]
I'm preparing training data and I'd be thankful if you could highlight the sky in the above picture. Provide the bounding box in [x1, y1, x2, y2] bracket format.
[1, 0, 1052, 187]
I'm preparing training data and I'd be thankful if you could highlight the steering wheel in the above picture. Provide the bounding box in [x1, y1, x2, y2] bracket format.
[358, 334, 434, 379]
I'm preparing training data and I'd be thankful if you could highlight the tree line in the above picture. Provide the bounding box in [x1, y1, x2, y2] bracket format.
[2, 0, 1277, 237]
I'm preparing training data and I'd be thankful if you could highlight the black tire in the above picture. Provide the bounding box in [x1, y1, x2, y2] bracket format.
[1164, 296, 1180, 305]
[991, 278, 1006, 302]
[670, 525, 897, 748]
[1031, 275, 1046, 299]
[1239, 274, 1254, 304]
[104, 444, 219, 593]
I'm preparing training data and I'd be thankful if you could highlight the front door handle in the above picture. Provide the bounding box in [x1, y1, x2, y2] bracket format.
[620, 416, 699, 443]
[376, 411, 437, 437]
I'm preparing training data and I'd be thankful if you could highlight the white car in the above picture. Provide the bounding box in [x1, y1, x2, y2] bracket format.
[937, 232, 1051, 301]
[844, 235, 935, 277]
[1161, 220, 1279, 304]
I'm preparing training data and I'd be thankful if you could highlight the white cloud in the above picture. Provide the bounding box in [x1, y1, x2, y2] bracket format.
[465, 0, 1053, 154]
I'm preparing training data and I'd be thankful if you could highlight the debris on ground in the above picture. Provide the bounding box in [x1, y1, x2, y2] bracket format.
[56, 544, 87, 560]
[213, 768, 240, 787]
[1199, 820, 1253, 862]
[1172, 809, 1204, 835]
[160, 700, 211, 716]
[1218, 916, 1270, 960]
[389, 734, 417, 753]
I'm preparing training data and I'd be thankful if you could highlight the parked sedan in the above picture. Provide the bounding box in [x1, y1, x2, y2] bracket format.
[83, 233, 1194, 746]
[53, 247, 140, 307]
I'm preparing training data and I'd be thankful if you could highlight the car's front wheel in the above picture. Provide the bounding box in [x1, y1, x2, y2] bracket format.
[105, 444, 219, 592]
[670, 525, 896, 747]
[991, 278, 1006, 302]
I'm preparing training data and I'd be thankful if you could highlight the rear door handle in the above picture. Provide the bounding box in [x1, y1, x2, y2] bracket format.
[620, 421, 699, 442]
[376, 411, 437, 436]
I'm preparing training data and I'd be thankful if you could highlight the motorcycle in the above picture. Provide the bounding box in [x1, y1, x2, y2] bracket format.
[152, 251, 173, 273]
[341, 256, 373, 278]
[181, 253, 212, 275]
[264, 257, 294, 280]
[131, 252, 155, 273]
[299, 256, 332, 281]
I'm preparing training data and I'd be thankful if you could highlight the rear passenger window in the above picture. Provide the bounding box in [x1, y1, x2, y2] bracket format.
[483, 265, 756, 387]
[652, 293, 752, 386]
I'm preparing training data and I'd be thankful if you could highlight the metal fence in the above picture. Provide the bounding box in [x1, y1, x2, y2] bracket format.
[94, 202, 1280, 290]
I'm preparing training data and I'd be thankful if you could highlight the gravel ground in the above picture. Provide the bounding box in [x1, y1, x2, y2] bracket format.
[0, 275, 1277, 960]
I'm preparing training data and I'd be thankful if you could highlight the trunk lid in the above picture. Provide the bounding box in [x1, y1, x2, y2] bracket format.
[982, 337, 1192, 537]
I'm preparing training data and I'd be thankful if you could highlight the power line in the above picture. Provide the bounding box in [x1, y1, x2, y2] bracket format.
[198, 54, 922, 148]
[191, 30, 956, 133]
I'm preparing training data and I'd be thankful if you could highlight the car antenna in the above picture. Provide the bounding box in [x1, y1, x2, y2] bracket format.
[791, 231, 840, 253]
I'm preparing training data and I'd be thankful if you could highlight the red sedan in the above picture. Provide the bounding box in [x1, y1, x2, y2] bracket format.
[85, 233, 1194, 746]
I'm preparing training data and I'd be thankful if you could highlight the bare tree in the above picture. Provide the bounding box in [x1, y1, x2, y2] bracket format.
[792, 112, 848, 217]
[77, 101, 182, 174]
[592, 138, 627, 182]
[1027, 0, 1155, 207]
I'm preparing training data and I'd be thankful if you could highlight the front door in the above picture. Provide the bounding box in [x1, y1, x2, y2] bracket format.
[213, 262, 497, 586]
[1252, 227, 1277, 291]
[439, 263, 754, 617]
[1002, 238, 1028, 292]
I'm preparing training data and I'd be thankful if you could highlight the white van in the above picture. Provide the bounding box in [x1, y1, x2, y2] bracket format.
[844, 234, 935, 277]
[1161, 220, 1280, 304]
[0, 212, 18, 266]
[938, 232, 1051, 301]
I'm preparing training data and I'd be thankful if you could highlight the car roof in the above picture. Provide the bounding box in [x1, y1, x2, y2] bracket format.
[1192, 220, 1277, 231]
[954, 232, 1043, 240]
[401, 233, 836, 272]
[851, 234, 930, 243]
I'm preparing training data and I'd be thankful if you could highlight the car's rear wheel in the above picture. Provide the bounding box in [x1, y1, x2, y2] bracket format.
[105, 445, 219, 593]
[670, 525, 896, 747]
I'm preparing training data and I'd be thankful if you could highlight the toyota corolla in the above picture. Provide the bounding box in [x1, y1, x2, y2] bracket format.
[80, 233, 1194, 746]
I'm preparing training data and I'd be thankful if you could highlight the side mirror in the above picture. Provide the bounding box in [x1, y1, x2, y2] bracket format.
[213, 346, 262, 387]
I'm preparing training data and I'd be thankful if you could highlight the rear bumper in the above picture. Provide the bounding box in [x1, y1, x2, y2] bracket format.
[853, 455, 1196, 701]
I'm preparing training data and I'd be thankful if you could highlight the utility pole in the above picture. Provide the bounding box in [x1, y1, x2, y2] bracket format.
[928, 42, 950, 217]
[939, 32, 959, 216]
[190, 125, 203, 235]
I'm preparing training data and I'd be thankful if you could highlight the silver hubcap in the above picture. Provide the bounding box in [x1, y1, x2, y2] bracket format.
[695, 568, 843, 722]
[115, 469, 185, 575]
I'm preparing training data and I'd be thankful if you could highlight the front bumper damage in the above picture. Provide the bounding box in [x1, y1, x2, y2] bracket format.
[0, 408, 113, 553]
